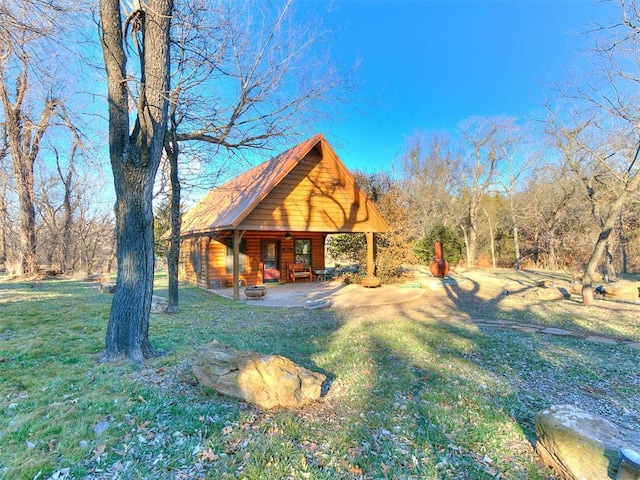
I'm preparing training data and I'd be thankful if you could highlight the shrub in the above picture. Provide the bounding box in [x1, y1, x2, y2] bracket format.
[414, 224, 464, 266]
[326, 233, 366, 265]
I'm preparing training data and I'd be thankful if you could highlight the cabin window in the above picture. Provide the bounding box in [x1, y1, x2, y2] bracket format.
[225, 238, 247, 274]
[295, 239, 311, 267]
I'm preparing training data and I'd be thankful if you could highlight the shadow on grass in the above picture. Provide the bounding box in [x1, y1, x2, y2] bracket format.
[307, 271, 640, 478]
[2, 274, 638, 479]
[433, 270, 640, 343]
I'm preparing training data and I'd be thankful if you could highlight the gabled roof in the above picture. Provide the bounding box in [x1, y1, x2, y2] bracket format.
[179, 133, 389, 236]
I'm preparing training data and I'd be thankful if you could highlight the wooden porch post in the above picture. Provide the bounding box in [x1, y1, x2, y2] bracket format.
[232, 230, 243, 301]
[366, 231, 374, 277]
[363, 231, 381, 287]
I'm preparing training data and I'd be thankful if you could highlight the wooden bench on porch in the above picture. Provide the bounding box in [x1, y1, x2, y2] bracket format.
[287, 263, 312, 282]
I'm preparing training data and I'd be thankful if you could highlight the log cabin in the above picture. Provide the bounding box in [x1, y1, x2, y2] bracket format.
[177, 133, 389, 300]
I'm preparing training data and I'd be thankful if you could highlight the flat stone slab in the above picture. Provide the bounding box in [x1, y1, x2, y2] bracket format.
[150, 295, 168, 313]
[541, 327, 576, 336]
[519, 323, 548, 330]
[474, 322, 503, 328]
[585, 336, 619, 345]
[471, 320, 627, 347]
[449, 316, 473, 323]
[522, 286, 571, 301]
[512, 326, 542, 333]
[484, 319, 516, 326]
[305, 299, 331, 310]
[99, 282, 116, 294]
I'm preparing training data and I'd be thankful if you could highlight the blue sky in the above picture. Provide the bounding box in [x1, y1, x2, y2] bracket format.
[296, 0, 620, 173]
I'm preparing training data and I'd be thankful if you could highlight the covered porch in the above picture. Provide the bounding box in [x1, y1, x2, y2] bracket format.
[225, 229, 381, 301]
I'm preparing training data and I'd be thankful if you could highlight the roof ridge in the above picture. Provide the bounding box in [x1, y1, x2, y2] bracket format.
[179, 134, 325, 234]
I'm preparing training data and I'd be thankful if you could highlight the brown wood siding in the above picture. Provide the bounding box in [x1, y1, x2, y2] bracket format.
[180, 231, 327, 288]
[207, 239, 227, 288]
[178, 238, 197, 284]
[178, 237, 210, 288]
[196, 237, 209, 288]
[239, 153, 384, 232]
[245, 236, 261, 286]
[311, 235, 325, 271]
[203, 235, 259, 288]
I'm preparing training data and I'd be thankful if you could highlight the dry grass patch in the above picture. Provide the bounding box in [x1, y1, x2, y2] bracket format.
[421, 268, 640, 342]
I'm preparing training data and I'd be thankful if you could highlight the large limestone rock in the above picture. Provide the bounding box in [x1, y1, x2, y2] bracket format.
[192, 342, 327, 409]
[522, 286, 571, 301]
[150, 295, 168, 313]
[535, 404, 640, 480]
[99, 282, 116, 294]
[602, 280, 640, 301]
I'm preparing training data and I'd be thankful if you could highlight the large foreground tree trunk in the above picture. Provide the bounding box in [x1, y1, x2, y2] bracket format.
[100, 0, 173, 362]
[105, 167, 158, 361]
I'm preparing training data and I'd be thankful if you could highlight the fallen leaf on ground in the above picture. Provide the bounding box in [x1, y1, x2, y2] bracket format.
[198, 448, 218, 462]
[92, 444, 106, 460]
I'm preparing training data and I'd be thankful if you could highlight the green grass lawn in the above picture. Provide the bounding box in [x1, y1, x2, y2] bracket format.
[1, 271, 638, 479]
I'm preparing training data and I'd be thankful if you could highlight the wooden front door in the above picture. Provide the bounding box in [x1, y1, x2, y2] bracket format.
[262, 240, 280, 282]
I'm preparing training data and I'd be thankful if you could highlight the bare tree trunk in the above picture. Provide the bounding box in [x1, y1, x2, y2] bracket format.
[12, 147, 37, 274]
[582, 169, 640, 305]
[619, 215, 628, 274]
[164, 126, 180, 314]
[105, 167, 158, 361]
[508, 192, 521, 269]
[605, 240, 616, 282]
[0, 70, 59, 273]
[482, 205, 496, 268]
[462, 226, 472, 268]
[466, 203, 479, 268]
[107, 254, 116, 274]
[100, 0, 173, 362]
[513, 225, 521, 269]
[59, 145, 77, 273]
[0, 161, 8, 272]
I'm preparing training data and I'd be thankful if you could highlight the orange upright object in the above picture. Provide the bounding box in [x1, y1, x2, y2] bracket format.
[429, 242, 449, 277]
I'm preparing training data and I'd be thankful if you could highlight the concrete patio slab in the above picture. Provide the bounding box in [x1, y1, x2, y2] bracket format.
[210, 281, 425, 308]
